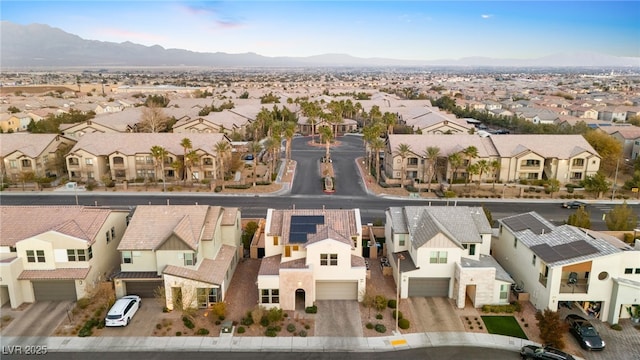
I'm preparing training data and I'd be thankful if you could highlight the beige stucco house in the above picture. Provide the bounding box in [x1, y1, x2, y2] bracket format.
[257, 208, 367, 311]
[385, 206, 513, 308]
[384, 134, 601, 186]
[0, 206, 129, 308]
[113, 205, 242, 311]
[493, 212, 640, 324]
[0, 133, 77, 181]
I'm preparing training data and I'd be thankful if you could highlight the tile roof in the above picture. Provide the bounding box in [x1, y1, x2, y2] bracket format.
[460, 254, 514, 283]
[258, 255, 281, 276]
[68, 132, 228, 157]
[499, 212, 623, 266]
[112, 271, 161, 279]
[18, 267, 91, 280]
[163, 245, 236, 285]
[306, 225, 352, 248]
[0, 133, 64, 157]
[220, 208, 239, 226]
[267, 209, 359, 246]
[118, 205, 213, 250]
[0, 206, 116, 246]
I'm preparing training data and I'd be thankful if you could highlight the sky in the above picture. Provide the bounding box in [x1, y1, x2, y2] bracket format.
[2, 1, 639, 60]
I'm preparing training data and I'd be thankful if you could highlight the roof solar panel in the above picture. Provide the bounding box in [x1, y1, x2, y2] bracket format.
[531, 239, 599, 264]
[531, 244, 563, 263]
[571, 240, 599, 256]
[289, 215, 325, 244]
[502, 213, 551, 235]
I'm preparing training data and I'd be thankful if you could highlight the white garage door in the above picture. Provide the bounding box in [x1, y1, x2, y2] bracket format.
[408, 278, 450, 297]
[32, 281, 76, 301]
[316, 281, 358, 300]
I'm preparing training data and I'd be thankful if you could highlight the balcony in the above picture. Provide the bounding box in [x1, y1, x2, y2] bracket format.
[559, 279, 589, 294]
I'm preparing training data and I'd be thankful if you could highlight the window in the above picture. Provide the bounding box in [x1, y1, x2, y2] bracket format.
[77, 249, 86, 261]
[625, 268, 633, 274]
[532, 254, 537, 266]
[429, 251, 447, 264]
[26, 250, 35, 263]
[184, 252, 196, 266]
[635, 268, 640, 274]
[67, 249, 76, 261]
[407, 158, 418, 166]
[273, 236, 279, 246]
[106, 231, 111, 244]
[522, 159, 540, 167]
[292, 245, 299, 251]
[88, 246, 93, 260]
[85, 158, 93, 165]
[572, 158, 584, 167]
[284, 246, 291, 257]
[203, 158, 213, 166]
[87, 171, 94, 179]
[122, 251, 132, 264]
[111, 226, 116, 239]
[468, 244, 476, 256]
[36, 250, 45, 262]
[9, 160, 17, 168]
[571, 172, 583, 180]
[320, 253, 338, 266]
[9, 246, 16, 253]
[21, 159, 32, 167]
[68, 158, 79, 166]
[261, 289, 279, 304]
[196, 288, 219, 308]
[513, 238, 518, 248]
[499, 284, 509, 300]
[398, 234, 406, 246]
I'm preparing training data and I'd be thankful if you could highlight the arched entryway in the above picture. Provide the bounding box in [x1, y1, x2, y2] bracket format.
[295, 289, 306, 311]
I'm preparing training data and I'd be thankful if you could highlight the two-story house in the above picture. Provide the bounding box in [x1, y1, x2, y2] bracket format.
[385, 206, 513, 308]
[113, 205, 242, 310]
[0, 206, 129, 308]
[0, 133, 77, 181]
[257, 208, 367, 311]
[493, 212, 640, 324]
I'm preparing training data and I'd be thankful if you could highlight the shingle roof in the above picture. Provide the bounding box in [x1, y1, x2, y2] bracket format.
[0, 133, 63, 157]
[163, 245, 236, 285]
[0, 206, 115, 246]
[18, 267, 91, 280]
[388, 206, 490, 250]
[460, 254, 514, 283]
[118, 205, 213, 250]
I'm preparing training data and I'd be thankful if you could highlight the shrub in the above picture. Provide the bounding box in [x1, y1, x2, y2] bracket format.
[76, 298, 91, 309]
[392, 310, 403, 320]
[610, 323, 623, 331]
[376, 313, 383, 320]
[387, 299, 397, 309]
[156, 323, 163, 329]
[241, 316, 254, 326]
[162, 307, 169, 313]
[215, 320, 221, 325]
[237, 326, 246, 334]
[214, 185, 222, 192]
[196, 328, 210, 335]
[287, 324, 296, 333]
[366, 322, 374, 329]
[374, 324, 386, 333]
[267, 307, 284, 323]
[176, 331, 182, 336]
[265, 328, 278, 337]
[398, 318, 410, 329]
[305, 305, 318, 314]
[299, 330, 307, 337]
[374, 295, 387, 312]
[260, 316, 270, 327]
[304, 324, 310, 330]
[182, 316, 195, 329]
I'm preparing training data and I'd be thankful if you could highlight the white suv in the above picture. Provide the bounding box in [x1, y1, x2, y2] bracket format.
[105, 295, 141, 327]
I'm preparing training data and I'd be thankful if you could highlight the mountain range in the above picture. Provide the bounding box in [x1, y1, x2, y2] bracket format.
[2, 21, 639, 69]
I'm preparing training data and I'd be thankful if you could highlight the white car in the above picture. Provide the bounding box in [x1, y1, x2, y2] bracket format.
[105, 295, 141, 327]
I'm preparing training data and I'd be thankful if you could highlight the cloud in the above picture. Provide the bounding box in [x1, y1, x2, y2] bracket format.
[481, 14, 493, 19]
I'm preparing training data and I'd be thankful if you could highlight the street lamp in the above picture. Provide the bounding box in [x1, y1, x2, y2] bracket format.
[395, 253, 405, 333]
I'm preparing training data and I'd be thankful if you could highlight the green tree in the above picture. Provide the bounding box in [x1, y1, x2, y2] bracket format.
[394, 143, 412, 189]
[214, 140, 231, 190]
[319, 126, 333, 160]
[282, 121, 296, 163]
[448, 152, 463, 183]
[242, 221, 259, 250]
[382, 112, 397, 135]
[581, 172, 610, 198]
[423, 146, 441, 192]
[180, 138, 193, 186]
[461, 146, 479, 187]
[369, 137, 386, 183]
[184, 150, 199, 186]
[605, 202, 637, 231]
[567, 206, 591, 228]
[583, 130, 622, 175]
[475, 159, 490, 188]
[490, 159, 501, 189]
[150, 145, 168, 192]
[535, 309, 568, 350]
[547, 179, 560, 198]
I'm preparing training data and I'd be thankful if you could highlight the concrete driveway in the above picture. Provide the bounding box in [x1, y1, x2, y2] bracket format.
[99, 298, 165, 336]
[1, 301, 72, 336]
[314, 300, 363, 337]
[406, 297, 464, 332]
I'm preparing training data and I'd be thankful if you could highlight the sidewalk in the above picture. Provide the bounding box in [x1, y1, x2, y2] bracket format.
[0, 332, 538, 353]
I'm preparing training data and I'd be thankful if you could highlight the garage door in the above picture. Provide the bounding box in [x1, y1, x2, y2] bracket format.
[32, 281, 76, 301]
[408, 278, 450, 297]
[316, 281, 357, 300]
[125, 281, 163, 298]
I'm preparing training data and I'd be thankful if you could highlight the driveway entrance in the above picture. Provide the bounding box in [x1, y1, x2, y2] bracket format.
[1, 301, 72, 336]
[314, 300, 363, 337]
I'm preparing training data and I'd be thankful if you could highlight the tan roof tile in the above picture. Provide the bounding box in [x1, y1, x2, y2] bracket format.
[18, 267, 91, 280]
[267, 209, 359, 245]
[258, 255, 281, 276]
[163, 245, 236, 285]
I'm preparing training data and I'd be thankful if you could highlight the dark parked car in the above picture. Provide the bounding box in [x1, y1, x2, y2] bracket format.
[520, 345, 576, 360]
[565, 314, 606, 351]
[561, 201, 586, 209]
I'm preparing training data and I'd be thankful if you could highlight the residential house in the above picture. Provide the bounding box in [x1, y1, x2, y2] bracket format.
[385, 206, 513, 308]
[384, 134, 600, 186]
[493, 212, 640, 324]
[0, 206, 129, 308]
[113, 205, 242, 310]
[0, 133, 77, 181]
[257, 208, 366, 311]
[608, 126, 640, 160]
[65, 132, 230, 183]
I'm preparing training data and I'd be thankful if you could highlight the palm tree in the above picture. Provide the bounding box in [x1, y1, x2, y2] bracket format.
[180, 138, 192, 186]
[362, 123, 383, 171]
[394, 143, 412, 189]
[185, 150, 199, 186]
[319, 125, 333, 160]
[214, 140, 231, 190]
[461, 146, 478, 187]
[247, 141, 262, 187]
[327, 101, 344, 138]
[283, 121, 296, 163]
[369, 137, 386, 182]
[382, 112, 397, 136]
[448, 152, 463, 183]
[302, 101, 322, 143]
[150, 145, 168, 192]
[467, 163, 480, 186]
[263, 138, 278, 182]
[475, 159, 490, 188]
[423, 146, 441, 192]
[490, 159, 501, 189]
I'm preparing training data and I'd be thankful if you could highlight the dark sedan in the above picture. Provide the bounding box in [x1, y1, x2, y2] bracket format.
[566, 314, 606, 351]
[561, 201, 587, 209]
[520, 345, 575, 360]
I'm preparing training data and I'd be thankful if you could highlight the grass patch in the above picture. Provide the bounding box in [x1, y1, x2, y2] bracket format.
[481, 316, 528, 339]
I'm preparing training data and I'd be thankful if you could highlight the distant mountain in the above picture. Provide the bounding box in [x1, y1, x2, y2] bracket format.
[1, 21, 639, 68]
